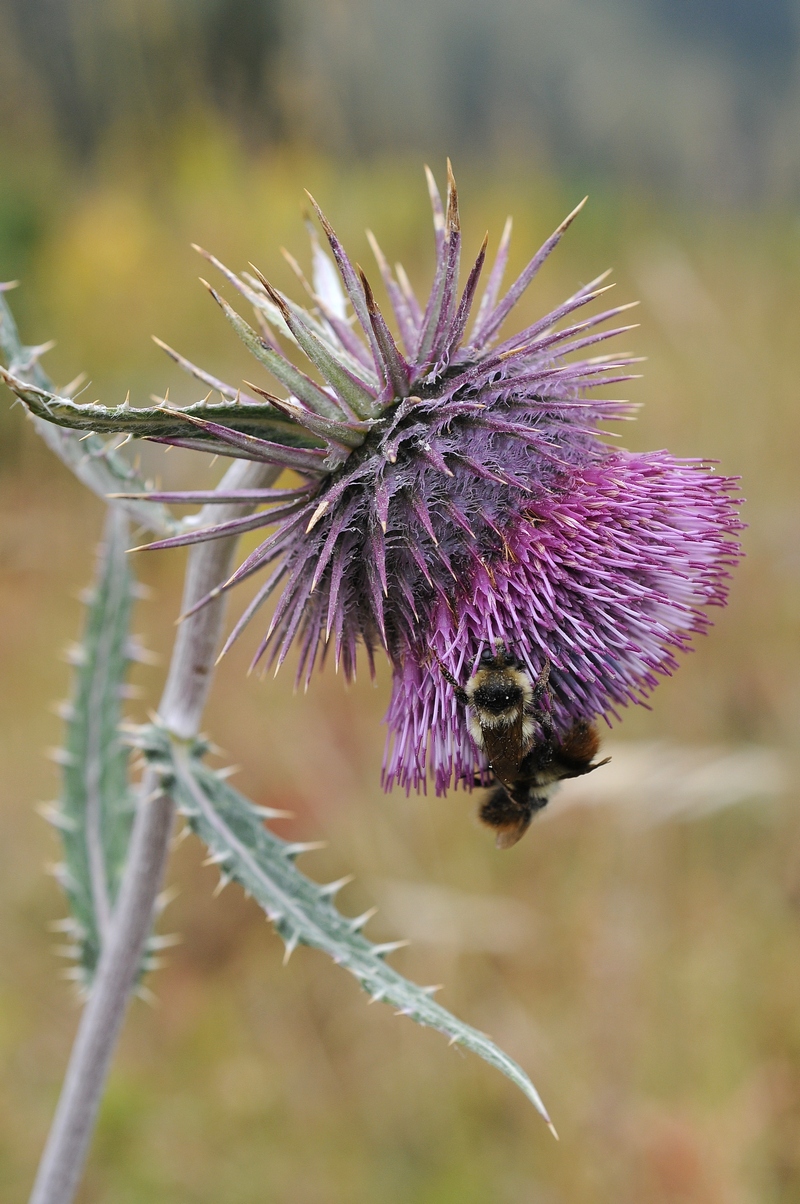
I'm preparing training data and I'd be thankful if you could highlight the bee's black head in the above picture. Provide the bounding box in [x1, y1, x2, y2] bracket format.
[478, 641, 523, 671]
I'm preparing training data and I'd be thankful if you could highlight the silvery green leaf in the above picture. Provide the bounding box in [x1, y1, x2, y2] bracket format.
[0, 290, 178, 537]
[137, 724, 555, 1131]
[50, 509, 139, 989]
[0, 368, 323, 451]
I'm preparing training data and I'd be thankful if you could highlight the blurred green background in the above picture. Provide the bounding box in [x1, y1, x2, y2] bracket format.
[1, 2, 800, 1201]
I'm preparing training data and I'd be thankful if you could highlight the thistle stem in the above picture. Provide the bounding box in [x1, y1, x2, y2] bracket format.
[29, 459, 279, 1204]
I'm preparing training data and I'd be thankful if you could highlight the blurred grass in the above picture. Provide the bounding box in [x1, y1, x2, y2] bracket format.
[1, 127, 800, 1202]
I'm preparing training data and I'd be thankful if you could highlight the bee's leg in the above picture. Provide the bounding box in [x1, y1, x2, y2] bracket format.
[528, 656, 555, 746]
[532, 656, 551, 694]
[467, 770, 494, 788]
[429, 649, 469, 706]
[538, 712, 555, 748]
[531, 656, 551, 708]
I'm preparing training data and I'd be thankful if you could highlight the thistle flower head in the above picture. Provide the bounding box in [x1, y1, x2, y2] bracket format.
[108, 164, 742, 794]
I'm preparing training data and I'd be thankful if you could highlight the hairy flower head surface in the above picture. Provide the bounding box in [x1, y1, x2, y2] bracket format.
[96, 165, 742, 794]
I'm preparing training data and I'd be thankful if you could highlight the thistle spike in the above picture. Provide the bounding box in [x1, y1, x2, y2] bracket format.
[318, 874, 355, 899]
[474, 195, 588, 347]
[470, 214, 512, 339]
[348, 906, 378, 933]
[62, 643, 88, 667]
[244, 379, 371, 448]
[358, 267, 411, 398]
[372, 939, 411, 958]
[304, 191, 388, 377]
[193, 243, 294, 341]
[250, 804, 295, 820]
[215, 765, 241, 781]
[282, 840, 328, 860]
[147, 933, 183, 951]
[201, 279, 344, 419]
[252, 271, 381, 420]
[282, 929, 300, 965]
[212, 873, 231, 898]
[365, 229, 417, 354]
[202, 850, 232, 867]
[152, 335, 253, 404]
[36, 803, 78, 832]
[47, 747, 77, 767]
[171, 823, 192, 849]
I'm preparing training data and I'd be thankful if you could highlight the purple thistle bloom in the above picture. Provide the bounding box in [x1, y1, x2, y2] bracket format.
[118, 163, 742, 795]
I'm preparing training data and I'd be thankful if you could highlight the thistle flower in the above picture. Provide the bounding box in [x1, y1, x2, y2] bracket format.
[19, 164, 742, 795]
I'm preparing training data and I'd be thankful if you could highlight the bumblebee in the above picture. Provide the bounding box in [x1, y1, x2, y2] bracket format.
[436, 642, 610, 848]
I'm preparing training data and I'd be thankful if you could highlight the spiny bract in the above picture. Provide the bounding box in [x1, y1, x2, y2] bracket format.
[127, 163, 742, 795]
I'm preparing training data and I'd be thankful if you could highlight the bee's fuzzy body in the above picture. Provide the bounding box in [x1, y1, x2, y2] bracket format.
[438, 644, 610, 848]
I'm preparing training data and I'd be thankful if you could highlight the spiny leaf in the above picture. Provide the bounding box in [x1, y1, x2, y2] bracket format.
[136, 724, 555, 1132]
[52, 509, 139, 989]
[0, 368, 324, 452]
[0, 290, 178, 538]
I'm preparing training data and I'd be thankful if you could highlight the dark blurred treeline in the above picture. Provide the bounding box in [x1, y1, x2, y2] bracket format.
[0, 0, 283, 160]
[1, 0, 799, 201]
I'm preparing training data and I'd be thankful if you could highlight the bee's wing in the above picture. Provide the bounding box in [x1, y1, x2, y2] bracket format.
[493, 814, 532, 849]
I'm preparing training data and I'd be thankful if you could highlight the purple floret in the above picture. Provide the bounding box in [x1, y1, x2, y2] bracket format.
[383, 450, 741, 794]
